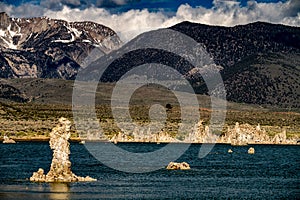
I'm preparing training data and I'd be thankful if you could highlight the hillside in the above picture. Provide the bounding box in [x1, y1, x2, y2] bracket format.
[170, 21, 300, 108]
[222, 52, 300, 107]
[0, 78, 299, 140]
[86, 21, 300, 108]
[0, 79, 28, 102]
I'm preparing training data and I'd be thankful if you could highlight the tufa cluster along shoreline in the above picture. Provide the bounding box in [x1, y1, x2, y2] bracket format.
[2, 120, 299, 145]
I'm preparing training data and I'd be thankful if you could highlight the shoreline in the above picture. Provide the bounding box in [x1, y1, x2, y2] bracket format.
[0, 137, 81, 142]
[1, 137, 299, 145]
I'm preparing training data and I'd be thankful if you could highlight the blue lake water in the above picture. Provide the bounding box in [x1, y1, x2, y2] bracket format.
[0, 142, 299, 199]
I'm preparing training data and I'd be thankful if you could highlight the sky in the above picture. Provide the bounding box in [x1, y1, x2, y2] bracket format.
[0, 0, 299, 42]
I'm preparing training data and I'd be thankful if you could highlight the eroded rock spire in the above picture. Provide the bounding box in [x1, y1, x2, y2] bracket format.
[30, 117, 96, 182]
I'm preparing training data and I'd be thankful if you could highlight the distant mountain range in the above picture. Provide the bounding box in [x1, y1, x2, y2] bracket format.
[0, 12, 299, 108]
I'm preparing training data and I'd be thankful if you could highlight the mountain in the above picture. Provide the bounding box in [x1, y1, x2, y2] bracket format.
[0, 12, 122, 79]
[170, 21, 300, 108]
[87, 21, 299, 108]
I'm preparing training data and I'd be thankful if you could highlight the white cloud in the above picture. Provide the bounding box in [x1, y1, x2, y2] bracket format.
[172, 1, 300, 27]
[43, 6, 169, 42]
[1, 0, 299, 43]
[0, 3, 46, 18]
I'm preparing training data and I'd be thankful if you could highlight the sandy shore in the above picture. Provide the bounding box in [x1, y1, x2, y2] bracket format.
[0, 137, 82, 142]
[1, 137, 299, 145]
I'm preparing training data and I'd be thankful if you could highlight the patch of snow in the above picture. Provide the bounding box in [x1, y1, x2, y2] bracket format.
[53, 33, 75, 43]
[70, 27, 82, 38]
[16, 32, 22, 37]
[2, 37, 17, 49]
[65, 25, 82, 39]
[82, 39, 91, 43]
[27, 33, 33, 40]
[53, 39, 68, 43]
[0, 29, 6, 37]
[7, 24, 17, 37]
[15, 23, 21, 33]
[70, 33, 75, 42]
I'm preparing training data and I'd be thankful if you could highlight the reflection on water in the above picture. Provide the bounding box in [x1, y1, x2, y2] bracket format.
[0, 183, 71, 200]
[49, 183, 70, 200]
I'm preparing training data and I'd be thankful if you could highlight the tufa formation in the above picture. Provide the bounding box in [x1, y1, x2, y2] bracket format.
[248, 147, 255, 154]
[166, 162, 191, 170]
[30, 117, 96, 182]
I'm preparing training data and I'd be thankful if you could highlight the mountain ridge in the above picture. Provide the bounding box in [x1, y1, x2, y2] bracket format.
[0, 12, 122, 79]
[169, 21, 300, 108]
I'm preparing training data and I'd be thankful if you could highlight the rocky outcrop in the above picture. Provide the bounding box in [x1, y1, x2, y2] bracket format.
[30, 117, 96, 182]
[2, 135, 16, 143]
[229, 122, 251, 146]
[185, 120, 216, 143]
[105, 121, 299, 145]
[219, 122, 265, 145]
[219, 122, 298, 145]
[272, 129, 287, 144]
[109, 126, 180, 143]
[166, 162, 190, 170]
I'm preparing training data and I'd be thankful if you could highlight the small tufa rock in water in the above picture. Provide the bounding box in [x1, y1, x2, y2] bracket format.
[30, 117, 96, 182]
[228, 149, 233, 153]
[166, 162, 190, 170]
[248, 147, 255, 154]
[30, 168, 46, 182]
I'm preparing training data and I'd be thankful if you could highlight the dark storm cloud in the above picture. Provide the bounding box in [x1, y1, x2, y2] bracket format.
[40, 0, 89, 10]
[38, 0, 141, 10]
[95, 0, 140, 8]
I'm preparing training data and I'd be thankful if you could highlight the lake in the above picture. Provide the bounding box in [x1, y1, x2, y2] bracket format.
[0, 142, 299, 199]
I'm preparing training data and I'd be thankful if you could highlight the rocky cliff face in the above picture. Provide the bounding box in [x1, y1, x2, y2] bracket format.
[0, 12, 122, 79]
